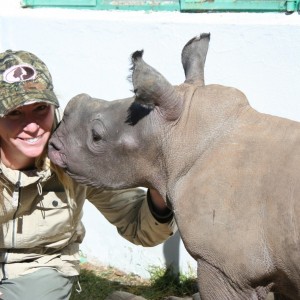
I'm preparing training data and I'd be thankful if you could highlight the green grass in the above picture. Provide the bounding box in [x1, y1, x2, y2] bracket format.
[70, 263, 198, 300]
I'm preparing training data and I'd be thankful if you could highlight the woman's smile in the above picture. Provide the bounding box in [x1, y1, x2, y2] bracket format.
[19, 135, 43, 144]
[0, 102, 55, 169]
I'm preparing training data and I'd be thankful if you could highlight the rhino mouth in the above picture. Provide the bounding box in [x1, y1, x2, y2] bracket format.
[48, 142, 68, 169]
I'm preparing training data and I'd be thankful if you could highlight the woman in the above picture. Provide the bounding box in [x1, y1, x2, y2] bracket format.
[0, 50, 175, 300]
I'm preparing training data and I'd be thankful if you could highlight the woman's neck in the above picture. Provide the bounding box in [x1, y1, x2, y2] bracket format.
[0, 149, 35, 170]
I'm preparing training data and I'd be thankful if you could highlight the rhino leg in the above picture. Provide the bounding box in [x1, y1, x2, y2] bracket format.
[197, 259, 269, 300]
[105, 291, 146, 300]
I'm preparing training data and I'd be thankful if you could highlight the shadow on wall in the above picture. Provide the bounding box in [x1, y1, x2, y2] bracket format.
[163, 232, 200, 299]
[163, 231, 181, 275]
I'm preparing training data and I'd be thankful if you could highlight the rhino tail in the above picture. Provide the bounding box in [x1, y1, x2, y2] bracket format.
[130, 50, 183, 121]
[181, 33, 210, 86]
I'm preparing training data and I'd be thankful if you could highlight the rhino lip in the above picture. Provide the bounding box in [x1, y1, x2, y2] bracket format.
[48, 143, 67, 169]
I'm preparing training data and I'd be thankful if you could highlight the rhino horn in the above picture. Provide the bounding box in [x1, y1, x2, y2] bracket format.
[181, 33, 210, 85]
[131, 50, 183, 121]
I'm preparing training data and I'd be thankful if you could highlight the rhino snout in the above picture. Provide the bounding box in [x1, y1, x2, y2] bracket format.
[48, 140, 67, 169]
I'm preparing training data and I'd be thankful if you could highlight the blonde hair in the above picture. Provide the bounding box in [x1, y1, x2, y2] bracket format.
[50, 157, 76, 210]
[35, 108, 76, 209]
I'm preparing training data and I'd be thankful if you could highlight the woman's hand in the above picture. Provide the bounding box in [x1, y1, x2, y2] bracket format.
[148, 188, 170, 215]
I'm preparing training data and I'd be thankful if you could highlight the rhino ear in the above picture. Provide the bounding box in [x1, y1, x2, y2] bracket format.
[181, 33, 210, 85]
[130, 50, 183, 121]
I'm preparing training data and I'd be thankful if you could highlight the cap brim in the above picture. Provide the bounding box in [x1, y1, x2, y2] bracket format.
[0, 89, 59, 117]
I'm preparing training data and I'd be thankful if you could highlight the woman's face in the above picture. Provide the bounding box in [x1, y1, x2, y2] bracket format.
[0, 102, 55, 170]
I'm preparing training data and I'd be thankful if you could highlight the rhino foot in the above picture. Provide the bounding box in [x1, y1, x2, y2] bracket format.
[104, 291, 147, 300]
[165, 297, 192, 300]
[165, 292, 200, 300]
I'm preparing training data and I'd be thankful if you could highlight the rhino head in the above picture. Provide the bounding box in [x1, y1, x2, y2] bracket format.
[48, 33, 226, 195]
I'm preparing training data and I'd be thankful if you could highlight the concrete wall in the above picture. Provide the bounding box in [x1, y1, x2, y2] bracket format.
[1, 0, 300, 278]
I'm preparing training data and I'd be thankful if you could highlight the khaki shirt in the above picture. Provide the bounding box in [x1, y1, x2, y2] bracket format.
[0, 162, 176, 279]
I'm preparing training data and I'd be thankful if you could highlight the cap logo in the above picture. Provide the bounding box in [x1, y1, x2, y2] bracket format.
[3, 64, 37, 83]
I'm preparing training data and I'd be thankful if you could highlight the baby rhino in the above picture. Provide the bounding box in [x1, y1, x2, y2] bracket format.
[49, 34, 300, 300]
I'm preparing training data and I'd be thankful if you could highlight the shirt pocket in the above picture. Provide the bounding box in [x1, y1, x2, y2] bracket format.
[36, 191, 69, 210]
[34, 192, 74, 246]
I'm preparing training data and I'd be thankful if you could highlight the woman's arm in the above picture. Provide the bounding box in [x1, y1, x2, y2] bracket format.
[87, 188, 176, 247]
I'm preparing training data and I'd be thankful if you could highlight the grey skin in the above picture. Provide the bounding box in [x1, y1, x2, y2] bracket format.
[48, 34, 300, 300]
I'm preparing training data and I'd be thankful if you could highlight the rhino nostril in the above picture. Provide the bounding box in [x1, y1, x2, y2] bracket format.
[48, 142, 60, 151]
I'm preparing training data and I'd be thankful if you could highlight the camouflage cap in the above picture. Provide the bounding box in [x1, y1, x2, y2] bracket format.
[0, 50, 59, 117]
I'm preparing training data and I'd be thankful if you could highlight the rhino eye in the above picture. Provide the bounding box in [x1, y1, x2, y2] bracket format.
[92, 129, 102, 142]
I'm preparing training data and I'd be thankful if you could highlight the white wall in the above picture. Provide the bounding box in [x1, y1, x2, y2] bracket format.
[1, 0, 300, 278]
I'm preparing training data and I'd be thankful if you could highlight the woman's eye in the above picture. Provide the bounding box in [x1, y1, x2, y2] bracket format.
[92, 129, 102, 142]
[5, 110, 22, 118]
[34, 104, 51, 116]
[35, 104, 48, 112]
